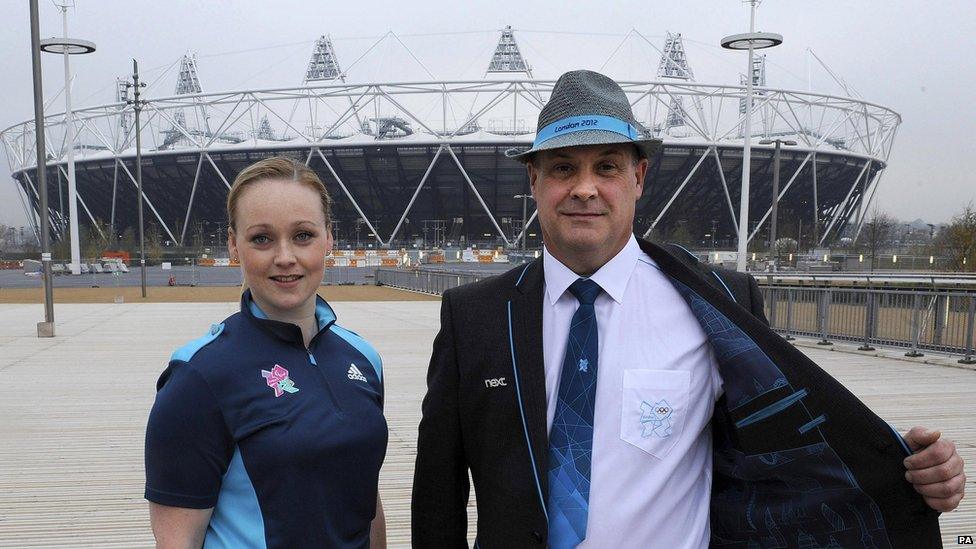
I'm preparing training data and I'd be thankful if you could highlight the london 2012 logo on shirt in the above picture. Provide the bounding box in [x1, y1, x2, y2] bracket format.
[639, 399, 673, 438]
[261, 364, 299, 397]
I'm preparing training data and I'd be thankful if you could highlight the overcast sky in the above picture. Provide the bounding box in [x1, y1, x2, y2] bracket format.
[2, 0, 974, 228]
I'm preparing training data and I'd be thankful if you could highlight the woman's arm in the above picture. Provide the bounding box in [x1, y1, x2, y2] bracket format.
[369, 495, 386, 549]
[149, 502, 213, 549]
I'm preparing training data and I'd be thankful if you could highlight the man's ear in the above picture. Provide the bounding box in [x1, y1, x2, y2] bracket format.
[634, 157, 649, 196]
[527, 162, 538, 198]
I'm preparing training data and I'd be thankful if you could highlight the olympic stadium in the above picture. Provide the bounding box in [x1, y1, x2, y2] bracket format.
[1, 28, 900, 251]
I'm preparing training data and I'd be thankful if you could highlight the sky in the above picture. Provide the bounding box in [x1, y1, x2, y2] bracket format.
[1, 0, 974, 229]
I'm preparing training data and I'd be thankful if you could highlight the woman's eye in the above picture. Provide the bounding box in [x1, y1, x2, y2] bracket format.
[294, 232, 314, 242]
[250, 235, 270, 245]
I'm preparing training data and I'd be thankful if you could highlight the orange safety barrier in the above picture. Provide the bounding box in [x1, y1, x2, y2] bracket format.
[198, 258, 216, 266]
[380, 258, 398, 267]
[102, 250, 131, 263]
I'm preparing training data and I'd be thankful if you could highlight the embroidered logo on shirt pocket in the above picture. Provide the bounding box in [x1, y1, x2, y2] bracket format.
[620, 369, 690, 459]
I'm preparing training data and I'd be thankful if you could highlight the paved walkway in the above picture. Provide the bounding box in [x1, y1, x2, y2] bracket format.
[0, 302, 972, 547]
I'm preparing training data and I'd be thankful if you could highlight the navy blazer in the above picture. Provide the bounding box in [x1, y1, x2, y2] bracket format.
[412, 238, 941, 548]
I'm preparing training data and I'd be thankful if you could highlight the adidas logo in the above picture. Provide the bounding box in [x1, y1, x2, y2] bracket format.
[347, 364, 367, 382]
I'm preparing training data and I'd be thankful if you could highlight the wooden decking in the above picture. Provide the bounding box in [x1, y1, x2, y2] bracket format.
[0, 302, 972, 547]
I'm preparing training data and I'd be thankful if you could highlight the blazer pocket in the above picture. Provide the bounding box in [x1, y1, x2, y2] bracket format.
[619, 370, 690, 459]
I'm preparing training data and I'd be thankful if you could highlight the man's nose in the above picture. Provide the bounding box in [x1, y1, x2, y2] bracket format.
[570, 171, 599, 200]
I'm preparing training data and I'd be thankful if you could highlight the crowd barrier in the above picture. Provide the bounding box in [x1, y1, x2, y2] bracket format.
[762, 285, 976, 363]
[375, 268, 485, 295]
[376, 267, 976, 363]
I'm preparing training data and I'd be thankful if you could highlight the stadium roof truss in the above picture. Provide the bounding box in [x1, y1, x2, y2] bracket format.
[2, 78, 900, 247]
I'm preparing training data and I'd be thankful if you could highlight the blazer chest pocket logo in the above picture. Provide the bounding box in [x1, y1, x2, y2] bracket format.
[620, 369, 690, 459]
[484, 377, 508, 388]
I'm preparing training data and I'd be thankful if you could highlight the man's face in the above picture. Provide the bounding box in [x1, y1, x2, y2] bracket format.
[528, 143, 648, 273]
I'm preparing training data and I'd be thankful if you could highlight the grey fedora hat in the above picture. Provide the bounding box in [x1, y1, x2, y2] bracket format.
[506, 69, 663, 163]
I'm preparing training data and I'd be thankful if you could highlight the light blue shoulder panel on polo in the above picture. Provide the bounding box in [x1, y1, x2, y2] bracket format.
[170, 322, 225, 362]
[330, 324, 383, 383]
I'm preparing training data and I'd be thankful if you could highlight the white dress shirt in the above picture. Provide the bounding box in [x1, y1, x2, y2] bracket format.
[542, 235, 723, 549]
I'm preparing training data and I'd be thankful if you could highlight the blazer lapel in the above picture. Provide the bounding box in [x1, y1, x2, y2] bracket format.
[507, 259, 550, 504]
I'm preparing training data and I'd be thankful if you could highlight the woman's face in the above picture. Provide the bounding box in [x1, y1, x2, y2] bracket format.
[228, 178, 332, 318]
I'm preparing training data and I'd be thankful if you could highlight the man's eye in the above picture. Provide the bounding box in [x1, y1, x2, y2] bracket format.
[599, 162, 619, 171]
[250, 235, 270, 245]
[552, 164, 573, 173]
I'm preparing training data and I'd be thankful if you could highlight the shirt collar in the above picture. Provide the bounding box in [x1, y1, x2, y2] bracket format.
[242, 289, 337, 343]
[543, 234, 640, 305]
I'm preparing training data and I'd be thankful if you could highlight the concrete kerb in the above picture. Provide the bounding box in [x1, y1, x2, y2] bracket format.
[789, 336, 976, 373]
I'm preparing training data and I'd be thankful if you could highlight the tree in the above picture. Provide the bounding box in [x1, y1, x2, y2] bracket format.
[665, 220, 694, 247]
[934, 204, 976, 272]
[192, 221, 206, 250]
[119, 227, 136, 251]
[0, 225, 15, 254]
[51, 232, 70, 261]
[146, 221, 163, 262]
[82, 219, 109, 261]
[857, 211, 895, 272]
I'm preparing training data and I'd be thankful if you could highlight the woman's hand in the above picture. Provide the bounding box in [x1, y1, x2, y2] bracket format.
[149, 502, 213, 549]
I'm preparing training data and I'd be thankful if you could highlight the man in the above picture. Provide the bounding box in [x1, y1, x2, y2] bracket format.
[412, 70, 964, 548]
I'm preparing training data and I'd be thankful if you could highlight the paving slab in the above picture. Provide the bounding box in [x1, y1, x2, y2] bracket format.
[0, 302, 972, 547]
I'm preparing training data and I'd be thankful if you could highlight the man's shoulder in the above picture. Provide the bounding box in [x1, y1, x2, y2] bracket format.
[642, 240, 757, 300]
[444, 261, 536, 303]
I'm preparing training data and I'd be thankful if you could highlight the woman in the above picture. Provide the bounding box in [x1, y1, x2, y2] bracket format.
[145, 157, 387, 548]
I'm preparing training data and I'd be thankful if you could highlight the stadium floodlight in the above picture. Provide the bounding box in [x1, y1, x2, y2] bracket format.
[39, 3, 96, 277]
[721, 0, 782, 272]
[759, 139, 797, 271]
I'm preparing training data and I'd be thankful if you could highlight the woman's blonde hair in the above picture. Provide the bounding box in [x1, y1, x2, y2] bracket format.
[226, 156, 332, 232]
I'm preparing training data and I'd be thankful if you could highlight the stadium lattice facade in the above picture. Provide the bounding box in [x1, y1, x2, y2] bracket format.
[1, 30, 900, 250]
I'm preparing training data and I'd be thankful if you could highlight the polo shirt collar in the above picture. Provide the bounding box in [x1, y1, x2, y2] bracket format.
[543, 234, 640, 305]
[242, 289, 337, 344]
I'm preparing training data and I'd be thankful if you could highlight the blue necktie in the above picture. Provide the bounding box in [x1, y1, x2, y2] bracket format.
[547, 278, 602, 548]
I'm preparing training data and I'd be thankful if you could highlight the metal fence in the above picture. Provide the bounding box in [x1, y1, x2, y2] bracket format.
[375, 268, 486, 295]
[762, 286, 976, 363]
[376, 267, 976, 363]
[322, 266, 377, 286]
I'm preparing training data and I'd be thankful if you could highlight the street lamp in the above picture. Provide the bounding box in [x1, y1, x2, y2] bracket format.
[721, 0, 783, 272]
[513, 194, 534, 255]
[39, 2, 96, 276]
[28, 0, 56, 337]
[121, 60, 147, 297]
[759, 138, 797, 271]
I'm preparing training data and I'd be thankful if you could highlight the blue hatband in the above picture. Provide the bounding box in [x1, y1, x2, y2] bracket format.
[533, 115, 640, 148]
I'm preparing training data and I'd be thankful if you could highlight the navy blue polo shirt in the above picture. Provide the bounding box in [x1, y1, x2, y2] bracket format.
[145, 290, 388, 548]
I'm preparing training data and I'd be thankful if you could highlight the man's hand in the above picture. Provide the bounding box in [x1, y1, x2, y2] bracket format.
[903, 426, 966, 512]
